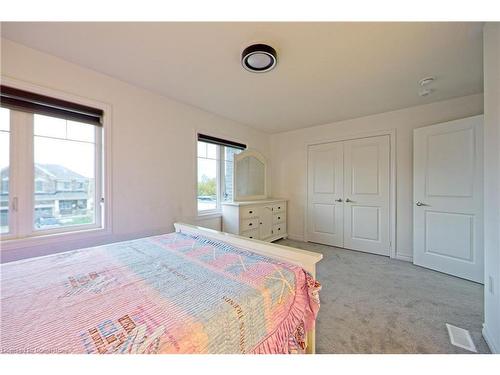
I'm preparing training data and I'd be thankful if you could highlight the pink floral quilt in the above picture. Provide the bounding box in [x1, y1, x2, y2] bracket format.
[0, 232, 320, 354]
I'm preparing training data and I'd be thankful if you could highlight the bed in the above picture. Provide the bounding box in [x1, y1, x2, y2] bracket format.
[0, 223, 322, 354]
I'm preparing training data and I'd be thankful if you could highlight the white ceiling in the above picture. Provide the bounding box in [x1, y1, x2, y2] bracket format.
[1, 22, 484, 133]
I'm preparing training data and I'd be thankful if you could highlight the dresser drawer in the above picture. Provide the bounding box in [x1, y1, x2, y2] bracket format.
[272, 202, 285, 213]
[241, 218, 259, 231]
[272, 223, 286, 236]
[241, 206, 259, 219]
[241, 228, 259, 240]
[272, 212, 285, 224]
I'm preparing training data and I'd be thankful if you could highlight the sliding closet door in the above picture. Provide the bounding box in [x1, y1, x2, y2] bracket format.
[343, 136, 390, 256]
[307, 142, 344, 247]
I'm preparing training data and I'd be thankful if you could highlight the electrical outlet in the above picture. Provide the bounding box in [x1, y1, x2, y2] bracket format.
[489, 276, 495, 294]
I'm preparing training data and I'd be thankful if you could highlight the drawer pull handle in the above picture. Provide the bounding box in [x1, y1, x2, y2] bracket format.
[248, 223, 253, 226]
[260, 222, 263, 225]
[249, 210, 253, 214]
[278, 207, 281, 210]
[249, 236, 253, 239]
[278, 228, 281, 231]
[278, 216, 281, 220]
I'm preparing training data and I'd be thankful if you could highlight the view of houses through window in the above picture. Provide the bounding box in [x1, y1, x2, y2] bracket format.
[197, 140, 242, 212]
[33, 114, 97, 230]
[0, 108, 101, 236]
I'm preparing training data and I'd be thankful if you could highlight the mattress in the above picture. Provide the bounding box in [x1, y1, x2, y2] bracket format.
[0, 231, 320, 354]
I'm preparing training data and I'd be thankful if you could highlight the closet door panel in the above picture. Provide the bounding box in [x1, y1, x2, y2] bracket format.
[343, 135, 390, 255]
[307, 142, 344, 247]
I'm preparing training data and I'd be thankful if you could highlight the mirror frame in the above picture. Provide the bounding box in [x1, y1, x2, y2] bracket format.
[233, 149, 268, 201]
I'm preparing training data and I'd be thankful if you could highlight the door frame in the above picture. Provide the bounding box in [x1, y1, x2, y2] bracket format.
[304, 129, 398, 259]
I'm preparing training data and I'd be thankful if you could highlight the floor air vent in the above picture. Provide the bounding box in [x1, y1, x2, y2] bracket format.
[446, 323, 477, 352]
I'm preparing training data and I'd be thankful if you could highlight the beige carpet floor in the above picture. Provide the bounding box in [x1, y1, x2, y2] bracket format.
[276, 239, 490, 354]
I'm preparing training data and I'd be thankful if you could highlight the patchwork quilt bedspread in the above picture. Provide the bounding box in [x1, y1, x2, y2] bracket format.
[0, 232, 320, 354]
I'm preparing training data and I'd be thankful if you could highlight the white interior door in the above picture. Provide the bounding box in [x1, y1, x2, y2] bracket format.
[343, 135, 391, 256]
[413, 116, 483, 283]
[307, 142, 344, 247]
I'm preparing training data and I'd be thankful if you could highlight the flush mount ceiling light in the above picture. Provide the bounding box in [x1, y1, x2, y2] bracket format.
[418, 76, 436, 97]
[241, 44, 277, 73]
[419, 76, 436, 86]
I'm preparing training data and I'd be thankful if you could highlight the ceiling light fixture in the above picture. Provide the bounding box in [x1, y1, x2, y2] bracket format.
[241, 44, 277, 73]
[419, 76, 436, 86]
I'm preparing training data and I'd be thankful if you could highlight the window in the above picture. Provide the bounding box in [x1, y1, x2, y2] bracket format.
[33, 115, 101, 231]
[0, 85, 106, 240]
[197, 134, 245, 213]
[35, 180, 44, 192]
[197, 141, 218, 211]
[56, 181, 71, 191]
[59, 200, 76, 211]
[0, 108, 10, 234]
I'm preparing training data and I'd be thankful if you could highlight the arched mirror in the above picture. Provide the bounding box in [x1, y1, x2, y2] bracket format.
[233, 150, 267, 201]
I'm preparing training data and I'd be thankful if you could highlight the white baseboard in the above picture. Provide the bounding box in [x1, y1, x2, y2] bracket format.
[483, 323, 500, 353]
[395, 253, 413, 262]
[287, 233, 305, 242]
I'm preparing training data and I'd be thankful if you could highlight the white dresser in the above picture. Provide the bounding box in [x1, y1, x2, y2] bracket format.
[222, 199, 287, 242]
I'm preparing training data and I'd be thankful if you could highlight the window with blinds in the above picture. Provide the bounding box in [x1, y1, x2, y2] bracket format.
[196, 134, 246, 213]
[0, 85, 106, 239]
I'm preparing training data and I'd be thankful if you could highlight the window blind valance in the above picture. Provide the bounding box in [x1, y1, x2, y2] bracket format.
[197, 133, 246, 150]
[0, 85, 103, 126]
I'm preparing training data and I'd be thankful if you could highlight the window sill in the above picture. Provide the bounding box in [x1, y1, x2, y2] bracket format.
[0, 226, 111, 253]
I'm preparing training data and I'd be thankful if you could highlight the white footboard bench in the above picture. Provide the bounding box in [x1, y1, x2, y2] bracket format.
[174, 222, 323, 354]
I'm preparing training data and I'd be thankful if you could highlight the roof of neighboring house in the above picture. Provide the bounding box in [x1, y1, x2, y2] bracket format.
[35, 164, 87, 180]
[0, 164, 87, 180]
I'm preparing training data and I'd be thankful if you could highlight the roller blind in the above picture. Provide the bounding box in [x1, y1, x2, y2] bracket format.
[0, 85, 103, 126]
[197, 133, 246, 150]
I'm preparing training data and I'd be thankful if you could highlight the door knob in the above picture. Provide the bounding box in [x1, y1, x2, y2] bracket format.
[415, 201, 427, 206]
[345, 198, 353, 203]
[335, 198, 343, 202]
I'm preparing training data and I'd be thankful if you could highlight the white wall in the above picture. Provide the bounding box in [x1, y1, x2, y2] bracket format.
[0, 39, 270, 262]
[482, 22, 500, 354]
[0, 37, 488, 268]
[270, 94, 484, 260]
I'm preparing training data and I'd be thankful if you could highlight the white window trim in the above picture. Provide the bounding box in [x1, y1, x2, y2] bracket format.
[219, 146, 228, 203]
[0, 76, 113, 250]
